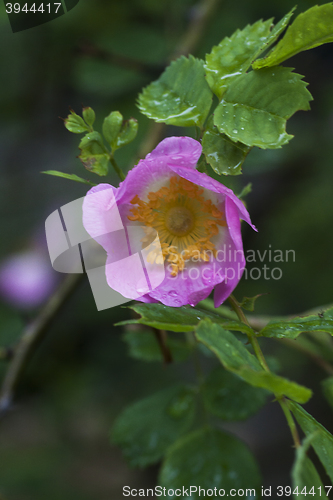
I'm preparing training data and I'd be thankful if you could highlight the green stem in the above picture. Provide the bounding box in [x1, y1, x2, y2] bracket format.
[227, 294, 300, 448]
[110, 155, 125, 181]
[228, 295, 269, 372]
[279, 396, 301, 448]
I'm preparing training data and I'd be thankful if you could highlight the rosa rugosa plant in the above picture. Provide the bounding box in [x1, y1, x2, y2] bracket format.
[82, 136, 256, 307]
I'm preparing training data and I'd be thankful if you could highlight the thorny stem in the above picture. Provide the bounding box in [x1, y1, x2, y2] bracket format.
[0, 273, 84, 415]
[227, 294, 300, 448]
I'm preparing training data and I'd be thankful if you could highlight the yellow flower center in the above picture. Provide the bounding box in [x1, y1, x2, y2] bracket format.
[165, 206, 195, 236]
[127, 176, 226, 276]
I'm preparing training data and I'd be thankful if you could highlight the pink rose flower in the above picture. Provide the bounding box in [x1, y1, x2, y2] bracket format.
[82, 137, 256, 308]
[0, 250, 57, 309]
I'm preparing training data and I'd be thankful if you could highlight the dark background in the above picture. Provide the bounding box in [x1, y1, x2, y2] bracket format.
[0, 0, 332, 498]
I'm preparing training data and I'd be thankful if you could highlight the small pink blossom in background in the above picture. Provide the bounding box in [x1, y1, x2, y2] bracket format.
[0, 249, 57, 309]
[83, 136, 257, 308]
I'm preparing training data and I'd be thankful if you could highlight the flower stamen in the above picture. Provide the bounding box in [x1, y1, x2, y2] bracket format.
[127, 176, 227, 276]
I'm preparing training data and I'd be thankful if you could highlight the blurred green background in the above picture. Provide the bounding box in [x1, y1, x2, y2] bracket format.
[0, 0, 333, 498]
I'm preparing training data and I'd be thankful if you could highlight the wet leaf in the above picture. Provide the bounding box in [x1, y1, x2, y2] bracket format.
[214, 67, 312, 149]
[116, 303, 252, 335]
[203, 366, 268, 421]
[202, 117, 250, 175]
[137, 56, 213, 127]
[254, 4, 333, 69]
[111, 385, 195, 468]
[159, 427, 261, 499]
[195, 320, 312, 403]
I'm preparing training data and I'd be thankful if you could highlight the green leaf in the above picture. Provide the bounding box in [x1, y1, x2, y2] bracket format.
[79, 153, 110, 176]
[115, 118, 138, 149]
[253, 4, 333, 69]
[204, 19, 273, 99]
[102, 111, 123, 148]
[292, 433, 328, 499]
[321, 376, 333, 412]
[122, 331, 191, 363]
[214, 66, 312, 149]
[263, 7, 296, 48]
[79, 131, 107, 155]
[240, 294, 264, 312]
[111, 385, 195, 468]
[203, 366, 268, 421]
[195, 320, 312, 403]
[237, 183, 252, 199]
[259, 306, 333, 339]
[159, 427, 261, 498]
[202, 117, 250, 175]
[116, 303, 252, 335]
[41, 170, 96, 186]
[137, 55, 212, 127]
[82, 107, 95, 127]
[64, 110, 90, 134]
[288, 400, 333, 483]
[204, 10, 295, 99]
[78, 131, 109, 176]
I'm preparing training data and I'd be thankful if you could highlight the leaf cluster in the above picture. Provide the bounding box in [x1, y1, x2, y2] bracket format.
[137, 3, 333, 176]
[44, 107, 138, 183]
[113, 299, 333, 495]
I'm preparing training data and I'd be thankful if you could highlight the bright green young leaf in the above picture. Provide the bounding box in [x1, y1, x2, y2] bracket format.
[288, 401, 333, 483]
[111, 385, 195, 468]
[116, 303, 252, 335]
[64, 109, 90, 134]
[237, 183, 252, 199]
[203, 366, 268, 421]
[321, 376, 333, 412]
[240, 294, 264, 312]
[115, 118, 138, 150]
[214, 66, 312, 149]
[202, 117, 250, 175]
[259, 306, 333, 339]
[42, 170, 96, 186]
[102, 111, 123, 148]
[82, 107, 95, 127]
[253, 3, 333, 69]
[122, 331, 191, 363]
[137, 55, 213, 127]
[292, 433, 329, 499]
[159, 427, 262, 498]
[204, 10, 295, 99]
[79, 131, 107, 154]
[195, 320, 312, 403]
